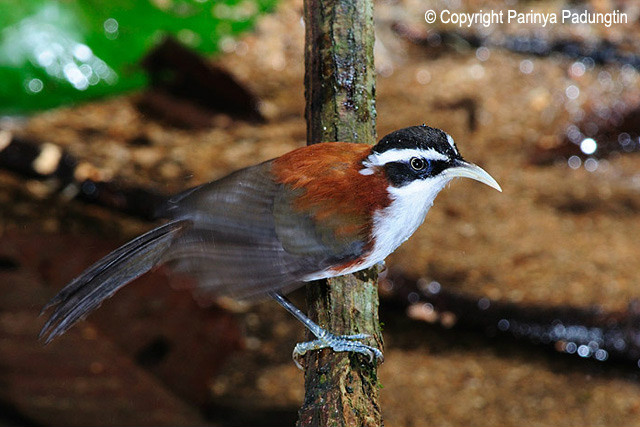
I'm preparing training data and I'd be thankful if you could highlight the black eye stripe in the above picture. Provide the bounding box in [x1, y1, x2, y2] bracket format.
[429, 160, 450, 176]
[384, 163, 414, 187]
[384, 159, 451, 187]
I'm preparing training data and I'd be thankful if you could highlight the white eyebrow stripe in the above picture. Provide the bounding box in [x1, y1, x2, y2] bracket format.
[446, 133, 458, 154]
[363, 148, 448, 167]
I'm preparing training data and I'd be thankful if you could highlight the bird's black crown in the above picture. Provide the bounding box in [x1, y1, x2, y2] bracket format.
[373, 125, 462, 161]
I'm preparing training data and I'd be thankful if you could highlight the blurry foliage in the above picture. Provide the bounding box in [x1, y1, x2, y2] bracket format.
[0, 0, 277, 114]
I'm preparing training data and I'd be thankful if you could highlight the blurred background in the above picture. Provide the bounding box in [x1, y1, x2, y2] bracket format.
[1, 0, 640, 425]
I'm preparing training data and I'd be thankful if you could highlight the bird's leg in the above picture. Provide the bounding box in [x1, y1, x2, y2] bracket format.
[269, 292, 384, 370]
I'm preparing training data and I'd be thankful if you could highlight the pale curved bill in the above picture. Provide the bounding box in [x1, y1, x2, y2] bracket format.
[444, 161, 502, 192]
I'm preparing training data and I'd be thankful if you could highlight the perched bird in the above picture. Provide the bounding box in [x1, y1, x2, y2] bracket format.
[39, 124, 501, 363]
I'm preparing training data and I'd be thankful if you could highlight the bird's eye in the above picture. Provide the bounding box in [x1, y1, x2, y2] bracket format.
[410, 157, 427, 171]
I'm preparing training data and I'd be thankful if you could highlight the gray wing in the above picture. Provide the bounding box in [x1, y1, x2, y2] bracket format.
[158, 161, 365, 301]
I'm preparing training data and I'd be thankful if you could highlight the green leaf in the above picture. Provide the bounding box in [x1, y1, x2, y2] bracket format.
[0, 0, 277, 113]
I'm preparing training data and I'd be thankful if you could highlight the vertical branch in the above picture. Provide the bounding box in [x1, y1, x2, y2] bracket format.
[299, 0, 382, 426]
[304, 0, 377, 144]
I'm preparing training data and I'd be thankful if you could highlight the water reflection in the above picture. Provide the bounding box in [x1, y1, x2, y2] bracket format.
[580, 137, 597, 155]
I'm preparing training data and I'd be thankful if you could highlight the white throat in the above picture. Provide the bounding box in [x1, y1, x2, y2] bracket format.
[366, 177, 449, 265]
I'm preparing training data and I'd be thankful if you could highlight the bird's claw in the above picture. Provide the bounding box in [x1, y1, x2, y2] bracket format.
[292, 333, 384, 370]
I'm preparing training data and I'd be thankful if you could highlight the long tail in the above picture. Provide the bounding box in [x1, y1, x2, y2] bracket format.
[39, 219, 190, 343]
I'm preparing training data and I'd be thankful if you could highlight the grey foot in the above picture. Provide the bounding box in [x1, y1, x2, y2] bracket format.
[292, 333, 384, 370]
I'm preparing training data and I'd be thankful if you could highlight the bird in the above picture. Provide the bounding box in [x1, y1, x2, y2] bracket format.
[39, 124, 501, 364]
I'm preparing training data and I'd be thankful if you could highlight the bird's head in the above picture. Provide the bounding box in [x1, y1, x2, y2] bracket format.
[361, 125, 501, 205]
